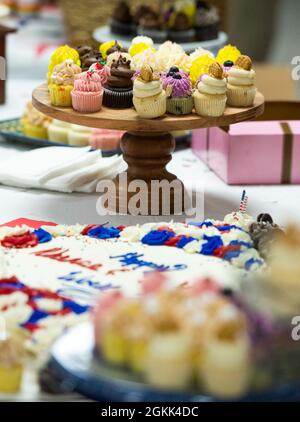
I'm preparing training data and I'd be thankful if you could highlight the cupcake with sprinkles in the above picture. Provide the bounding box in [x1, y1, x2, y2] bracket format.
[193, 62, 227, 117]
[161, 66, 193, 115]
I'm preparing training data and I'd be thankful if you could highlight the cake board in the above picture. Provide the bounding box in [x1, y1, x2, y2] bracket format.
[32, 84, 264, 217]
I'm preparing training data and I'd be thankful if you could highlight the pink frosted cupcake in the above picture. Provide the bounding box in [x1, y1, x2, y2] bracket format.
[161, 67, 193, 115]
[89, 128, 124, 150]
[71, 70, 103, 113]
[88, 61, 111, 85]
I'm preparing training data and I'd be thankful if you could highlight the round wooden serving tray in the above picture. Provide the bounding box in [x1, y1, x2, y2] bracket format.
[32, 85, 264, 216]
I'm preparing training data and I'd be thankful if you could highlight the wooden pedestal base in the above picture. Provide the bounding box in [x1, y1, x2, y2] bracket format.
[104, 131, 186, 216]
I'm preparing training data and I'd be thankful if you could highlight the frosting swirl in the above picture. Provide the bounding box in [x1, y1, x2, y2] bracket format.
[133, 65, 163, 98]
[89, 62, 110, 85]
[228, 67, 255, 87]
[51, 59, 81, 86]
[107, 56, 134, 89]
[197, 74, 227, 95]
[161, 69, 192, 97]
[74, 71, 102, 92]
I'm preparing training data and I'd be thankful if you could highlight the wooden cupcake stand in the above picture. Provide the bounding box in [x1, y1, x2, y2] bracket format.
[33, 84, 264, 216]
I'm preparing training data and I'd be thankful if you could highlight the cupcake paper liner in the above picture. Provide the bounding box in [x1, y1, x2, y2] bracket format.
[103, 86, 133, 109]
[167, 96, 194, 115]
[133, 91, 167, 119]
[71, 90, 103, 113]
[195, 23, 219, 42]
[49, 84, 73, 107]
[227, 86, 257, 107]
[110, 18, 136, 36]
[193, 91, 227, 117]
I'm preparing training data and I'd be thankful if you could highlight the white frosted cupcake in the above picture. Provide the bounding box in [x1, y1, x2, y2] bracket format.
[193, 62, 227, 117]
[48, 119, 71, 144]
[133, 65, 167, 119]
[227, 55, 256, 107]
[68, 124, 92, 146]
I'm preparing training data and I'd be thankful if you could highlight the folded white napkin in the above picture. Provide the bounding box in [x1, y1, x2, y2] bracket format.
[0, 147, 126, 193]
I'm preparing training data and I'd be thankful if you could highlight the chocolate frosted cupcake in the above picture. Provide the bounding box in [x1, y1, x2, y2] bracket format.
[168, 11, 196, 43]
[76, 45, 103, 72]
[195, 0, 219, 41]
[110, 1, 134, 36]
[103, 56, 134, 108]
[136, 7, 167, 43]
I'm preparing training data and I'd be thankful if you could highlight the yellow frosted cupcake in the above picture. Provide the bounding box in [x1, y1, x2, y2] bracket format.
[0, 336, 24, 393]
[216, 44, 241, 65]
[193, 62, 227, 117]
[49, 59, 81, 107]
[21, 101, 52, 139]
[227, 55, 256, 107]
[133, 65, 167, 119]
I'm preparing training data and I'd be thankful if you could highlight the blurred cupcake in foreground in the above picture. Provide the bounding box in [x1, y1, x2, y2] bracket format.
[103, 56, 134, 108]
[71, 70, 104, 113]
[133, 65, 167, 118]
[68, 124, 92, 146]
[0, 335, 24, 393]
[21, 101, 52, 139]
[162, 67, 193, 115]
[49, 59, 81, 107]
[89, 128, 124, 150]
[227, 55, 256, 107]
[193, 62, 227, 117]
[48, 119, 70, 144]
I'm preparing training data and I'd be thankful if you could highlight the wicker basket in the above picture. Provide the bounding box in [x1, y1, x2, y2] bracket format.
[59, 0, 228, 45]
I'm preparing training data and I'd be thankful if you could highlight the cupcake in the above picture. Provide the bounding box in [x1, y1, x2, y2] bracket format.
[162, 67, 193, 115]
[0, 335, 24, 393]
[156, 41, 192, 74]
[76, 45, 103, 72]
[189, 54, 216, 85]
[168, 11, 196, 43]
[216, 44, 241, 66]
[103, 56, 134, 109]
[145, 331, 193, 390]
[201, 306, 251, 398]
[131, 35, 154, 47]
[21, 101, 52, 139]
[71, 70, 103, 113]
[133, 65, 167, 119]
[195, 0, 219, 41]
[49, 59, 81, 107]
[106, 40, 128, 57]
[68, 124, 92, 146]
[136, 7, 167, 43]
[110, 1, 134, 36]
[99, 40, 126, 59]
[227, 55, 256, 107]
[48, 119, 70, 144]
[193, 62, 227, 117]
[89, 128, 123, 150]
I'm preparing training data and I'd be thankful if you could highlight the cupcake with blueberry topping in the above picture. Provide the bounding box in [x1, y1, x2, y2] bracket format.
[193, 62, 227, 117]
[162, 66, 193, 115]
[227, 55, 256, 107]
[103, 56, 134, 108]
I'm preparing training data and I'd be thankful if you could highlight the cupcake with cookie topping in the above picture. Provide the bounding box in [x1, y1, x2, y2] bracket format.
[133, 65, 167, 118]
[227, 55, 256, 107]
[162, 66, 193, 115]
[193, 62, 227, 117]
[103, 56, 134, 108]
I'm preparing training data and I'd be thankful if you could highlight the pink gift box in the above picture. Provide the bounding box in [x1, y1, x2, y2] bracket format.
[192, 121, 300, 185]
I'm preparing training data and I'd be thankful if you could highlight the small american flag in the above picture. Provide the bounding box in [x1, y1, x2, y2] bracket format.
[239, 190, 248, 213]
